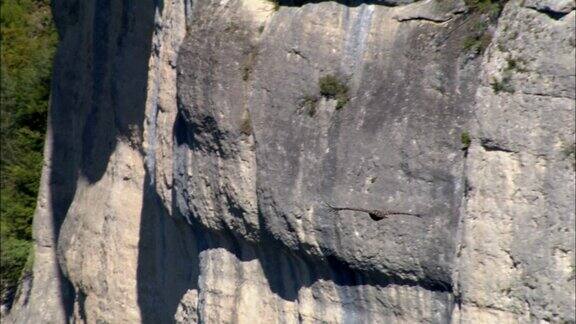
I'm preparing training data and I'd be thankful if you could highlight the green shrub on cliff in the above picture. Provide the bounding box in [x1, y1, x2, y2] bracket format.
[319, 74, 349, 110]
[0, 0, 57, 303]
[465, 0, 507, 16]
[460, 131, 472, 150]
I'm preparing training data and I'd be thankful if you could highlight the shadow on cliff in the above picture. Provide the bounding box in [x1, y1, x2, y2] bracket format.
[136, 173, 198, 324]
[274, 0, 415, 7]
[41, 0, 163, 321]
[136, 193, 454, 321]
[133, 111, 456, 322]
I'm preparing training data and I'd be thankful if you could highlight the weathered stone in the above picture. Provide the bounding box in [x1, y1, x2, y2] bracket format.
[7, 0, 575, 323]
[523, 0, 575, 15]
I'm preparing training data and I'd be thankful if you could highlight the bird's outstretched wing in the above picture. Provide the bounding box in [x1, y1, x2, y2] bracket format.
[323, 201, 421, 221]
[324, 201, 371, 213]
[323, 201, 345, 211]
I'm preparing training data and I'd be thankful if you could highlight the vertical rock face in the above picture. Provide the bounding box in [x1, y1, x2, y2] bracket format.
[458, 3, 575, 322]
[7, 0, 574, 323]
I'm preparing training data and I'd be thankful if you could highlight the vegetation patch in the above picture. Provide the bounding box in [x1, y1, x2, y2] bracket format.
[301, 95, 319, 117]
[490, 75, 514, 94]
[461, 0, 509, 54]
[505, 57, 528, 73]
[1, 0, 57, 305]
[319, 74, 350, 110]
[240, 114, 253, 136]
[462, 25, 493, 54]
[461, 131, 472, 150]
[563, 144, 575, 158]
[266, 0, 280, 11]
[464, 0, 507, 16]
[488, 56, 528, 94]
[562, 143, 575, 170]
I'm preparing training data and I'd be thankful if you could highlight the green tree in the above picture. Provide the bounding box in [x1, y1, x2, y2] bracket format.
[0, 0, 57, 304]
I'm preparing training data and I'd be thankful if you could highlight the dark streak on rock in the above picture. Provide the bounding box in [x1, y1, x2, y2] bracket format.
[480, 138, 517, 153]
[525, 6, 573, 21]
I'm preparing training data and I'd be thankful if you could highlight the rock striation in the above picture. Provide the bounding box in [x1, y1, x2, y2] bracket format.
[7, 0, 575, 323]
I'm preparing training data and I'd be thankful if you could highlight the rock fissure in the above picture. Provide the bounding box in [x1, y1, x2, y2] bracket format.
[524, 6, 574, 20]
[479, 138, 517, 153]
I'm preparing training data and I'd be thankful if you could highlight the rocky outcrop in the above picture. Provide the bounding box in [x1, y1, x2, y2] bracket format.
[7, 0, 575, 323]
[458, 3, 575, 322]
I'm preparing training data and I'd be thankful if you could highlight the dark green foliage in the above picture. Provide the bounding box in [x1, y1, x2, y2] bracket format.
[319, 75, 349, 110]
[505, 57, 519, 71]
[490, 76, 514, 94]
[462, 29, 493, 54]
[461, 0, 509, 54]
[1, 0, 57, 302]
[319, 75, 344, 98]
[461, 132, 472, 150]
[0, 237, 32, 290]
[488, 56, 527, 94]
[465, 0, 507, 16]
[563, 144, 575, 158]
[562, 143, 575, 170]
[505, 57, 528, 73]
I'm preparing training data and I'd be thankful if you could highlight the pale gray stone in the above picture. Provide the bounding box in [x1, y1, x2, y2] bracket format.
[7, 0, 574, 323]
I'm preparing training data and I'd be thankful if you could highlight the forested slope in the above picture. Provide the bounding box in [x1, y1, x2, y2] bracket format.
[0, 0, 56, 307]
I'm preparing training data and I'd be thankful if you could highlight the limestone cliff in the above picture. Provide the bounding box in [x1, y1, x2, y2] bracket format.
[7, 0, 575, 323]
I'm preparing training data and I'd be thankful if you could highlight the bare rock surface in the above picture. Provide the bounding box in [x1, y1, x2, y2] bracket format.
[6, 0, 575, 323]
